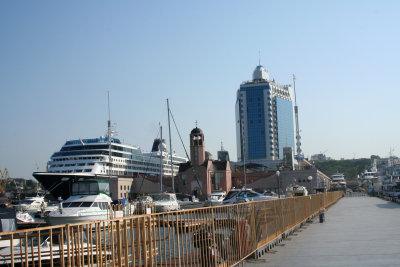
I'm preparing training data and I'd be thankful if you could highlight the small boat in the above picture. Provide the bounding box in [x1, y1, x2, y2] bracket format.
[15, 211, 35, 223]
[206, 191, 226, 206]
[46, 179, 121, 226]
[13, 196, 46, 213]
[222, 188, 275, 205]
[286, 185, 308, 197]
[149, 193, 180, 212]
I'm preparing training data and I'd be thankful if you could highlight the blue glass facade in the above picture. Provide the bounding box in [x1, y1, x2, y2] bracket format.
[240, 84, 269, 159]
[276, 98, 295, 159]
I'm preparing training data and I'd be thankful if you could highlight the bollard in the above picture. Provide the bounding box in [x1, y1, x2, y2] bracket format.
[319, 212, 325, 223]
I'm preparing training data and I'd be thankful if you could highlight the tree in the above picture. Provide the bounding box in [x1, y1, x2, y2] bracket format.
[25, 179, 37, 189]
[314, 158, 372, 180]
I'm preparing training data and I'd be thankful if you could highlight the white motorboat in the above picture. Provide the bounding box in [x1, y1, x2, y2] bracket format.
[286, 185, 308, 197]
[222, 188, 275, 205]
[13, 196, 46, 213]
[206, 191, 226, 206]
[149, 193, 180, 213]
[46, 179, 120, 225]
[15, 211, 35, 223]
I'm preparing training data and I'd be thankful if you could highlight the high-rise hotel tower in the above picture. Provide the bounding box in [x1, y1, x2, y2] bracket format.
[235, 65, 297, 163]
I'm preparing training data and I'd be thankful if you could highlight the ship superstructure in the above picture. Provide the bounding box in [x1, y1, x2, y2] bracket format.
[33, 137, 187, 199]
[46, 137, 186, 177]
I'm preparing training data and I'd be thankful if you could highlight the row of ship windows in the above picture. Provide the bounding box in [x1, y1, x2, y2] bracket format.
[54, 168, 176, 175]
[53, 154, 186, 165]
[50, 163, 95, 168]
[52, 159, 177, 169]
[100, 170, 175, 176]
[53, 157, 100, 161]
[55, 169, 93, 173]
[110, 163, 178, 171]
[108, 157, 177, 167]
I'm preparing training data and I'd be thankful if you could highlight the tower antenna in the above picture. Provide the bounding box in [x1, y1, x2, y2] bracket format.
[258, 50, 261, 65]
[293, 74, 303, 161]
[239, 98, 247, 188]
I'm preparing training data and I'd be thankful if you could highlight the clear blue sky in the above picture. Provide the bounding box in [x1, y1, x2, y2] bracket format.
[1, 1, 399, 179]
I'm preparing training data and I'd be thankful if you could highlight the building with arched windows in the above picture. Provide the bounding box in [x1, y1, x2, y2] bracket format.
[177, 127, 232, 198]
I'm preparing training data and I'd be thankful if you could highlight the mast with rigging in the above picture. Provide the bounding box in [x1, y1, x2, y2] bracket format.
[167, 99, 175, 192]
[159, 124, 163, 192]
[107, 91, 113, 178]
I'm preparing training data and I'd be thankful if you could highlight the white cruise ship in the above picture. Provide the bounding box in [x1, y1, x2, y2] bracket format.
[33, 136, 187, 200]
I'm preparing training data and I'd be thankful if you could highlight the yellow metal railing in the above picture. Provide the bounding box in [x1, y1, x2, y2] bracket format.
[0, 191, 343, 266]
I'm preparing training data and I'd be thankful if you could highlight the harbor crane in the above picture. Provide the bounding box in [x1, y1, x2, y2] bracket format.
[0, 168, 9, 194]
[0, 168, 10, 179]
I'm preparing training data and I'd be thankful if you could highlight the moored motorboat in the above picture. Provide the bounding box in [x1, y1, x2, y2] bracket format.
[13, 196, 46, 213]
[205, 191, 226, 206]
[46, 179, 122, 226]
[149, 193, 180, 212]
[15, 211, 35, 223]
[286, 185, 308, 197]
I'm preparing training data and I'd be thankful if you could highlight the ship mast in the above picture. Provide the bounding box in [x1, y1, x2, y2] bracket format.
[167, 99, 174, 192]
[107, 91, 112, 178]
[159, 124, 163, 192]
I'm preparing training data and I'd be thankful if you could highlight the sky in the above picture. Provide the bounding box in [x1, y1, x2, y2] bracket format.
[1, 0, 400, 179]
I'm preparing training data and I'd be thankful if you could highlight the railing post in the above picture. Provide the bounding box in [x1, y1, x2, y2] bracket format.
[211, 207, 217, 267]
[235, 205, 242, 260]
[174, 212, 182, 267]
[10, 234, 14, 267]
[116, 220, 122, 266]
[147, 216, 154, 267]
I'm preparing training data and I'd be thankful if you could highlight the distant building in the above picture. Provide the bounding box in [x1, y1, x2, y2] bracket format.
[177, 127, 232, 198]
[217, 142, 230, 161]
[235, 65, 297, 165]
[310, 153, 327, 161]
[282, 147, 295, 170]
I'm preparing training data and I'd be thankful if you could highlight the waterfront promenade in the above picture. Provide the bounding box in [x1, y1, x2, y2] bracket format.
[245, 195, 400, 266]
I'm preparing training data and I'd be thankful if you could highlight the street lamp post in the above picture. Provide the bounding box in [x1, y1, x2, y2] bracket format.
[308, 176, 313, 194]
[276, 170, 281, 199]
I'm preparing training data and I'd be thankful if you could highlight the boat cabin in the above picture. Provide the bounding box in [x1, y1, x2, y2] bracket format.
[71, 179, 110, 196]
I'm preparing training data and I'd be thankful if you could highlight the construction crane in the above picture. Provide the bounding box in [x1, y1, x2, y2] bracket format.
[0, 168, 9, 179]
[0, 168, 10, 194]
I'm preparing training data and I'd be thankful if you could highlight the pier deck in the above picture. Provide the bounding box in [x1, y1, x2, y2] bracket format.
[245, 195, 400, 267]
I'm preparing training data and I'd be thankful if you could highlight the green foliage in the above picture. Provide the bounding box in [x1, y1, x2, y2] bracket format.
[314, 158, 372, 180]
[5, 180, 17, 189]
[25, 179, 37, 189]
